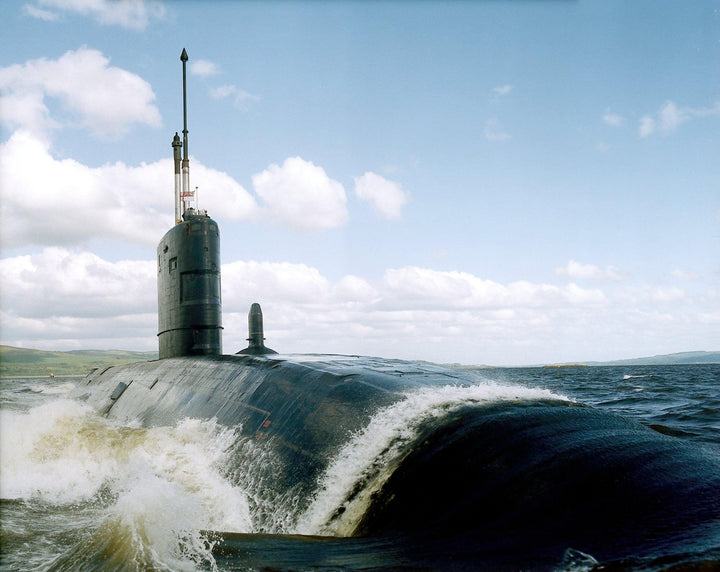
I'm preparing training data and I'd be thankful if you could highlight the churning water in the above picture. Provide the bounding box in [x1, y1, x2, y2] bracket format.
[1, 364, 718, 571]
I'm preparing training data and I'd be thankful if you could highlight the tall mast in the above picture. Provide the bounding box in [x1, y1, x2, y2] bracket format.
[180, 48, 191, 215]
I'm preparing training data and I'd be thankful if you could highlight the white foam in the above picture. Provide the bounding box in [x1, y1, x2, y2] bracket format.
[556, 547, 599, 571]
[0, 399, 110, 502]
[295, 382, 565, 536]
[105, 471, 219, 571]
[30, 382, 77, 395]
[0, 399, 252, 569]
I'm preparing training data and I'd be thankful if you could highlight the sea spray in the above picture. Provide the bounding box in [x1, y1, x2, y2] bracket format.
[29, 381, 79, 395]
[0, 399, 120, 503]
[295, 382, 567, 536]
[1, 398, 252, 570]
[220, 432, 309, 534]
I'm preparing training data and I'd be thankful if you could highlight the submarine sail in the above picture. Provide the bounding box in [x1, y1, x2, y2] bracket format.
[157, 209, 222, 358]
[157, 49, 222, 359]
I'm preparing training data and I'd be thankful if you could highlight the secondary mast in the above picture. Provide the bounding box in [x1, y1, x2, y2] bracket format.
[172, 133, 182, 222]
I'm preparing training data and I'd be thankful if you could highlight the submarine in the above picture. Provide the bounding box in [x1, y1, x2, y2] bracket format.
[65, 50, 720, 570]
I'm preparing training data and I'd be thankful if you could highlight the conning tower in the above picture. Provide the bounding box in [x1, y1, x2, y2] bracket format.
[157, 49, 222, 358]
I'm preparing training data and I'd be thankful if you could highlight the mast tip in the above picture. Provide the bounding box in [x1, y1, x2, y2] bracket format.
[181, 48, 188, 62]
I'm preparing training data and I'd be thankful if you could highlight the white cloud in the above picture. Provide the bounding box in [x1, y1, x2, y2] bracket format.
[252, 157, 349, 232]
[0, 130, 257, 248]
[29, 0, 165, 30]
[555, 260, 625, 282]
[353, 172, 409, 220]
[602, 109, 623, 127]
[334, 275, 380, 303]
[484, 118, 510, 142]
[23, 4, 59, 21]
[1, 248, 715, 365]
[0, 90, 59, 138]
[671, 269, 700, 281]
[0, 248, 156, 319]
[493, 84, 513, 97]
[658, 100, 685, 132]
[382, 267, 606, 310]
[639, 100, 720, 137]
[222, 260, 330, 307]
[0, 48, 161, 138]
[692, 101, 720, 118]
[209, 85, 260, 110]
[0, 129, 360, 248]
[639, 115, 655, 137]
[649, 286, 686, 303]
[190, 59, 220, 77]
[192, 163, 259, 222]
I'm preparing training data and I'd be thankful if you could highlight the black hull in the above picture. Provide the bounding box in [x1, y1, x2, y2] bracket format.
[69, 354, 720, 569]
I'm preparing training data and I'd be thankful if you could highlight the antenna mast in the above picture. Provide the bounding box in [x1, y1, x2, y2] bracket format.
[180, 48, 193, 216]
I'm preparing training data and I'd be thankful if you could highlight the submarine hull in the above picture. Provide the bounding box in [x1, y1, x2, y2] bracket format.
[70, 354, 720, 568]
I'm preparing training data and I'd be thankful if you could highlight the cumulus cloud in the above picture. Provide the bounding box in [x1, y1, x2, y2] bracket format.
[383, 267, 606, 310]
[0, 47, 161, 138]
[209, 85, 260, 110]
[484, 118, 510, 142]
[23, 4, 58, 21]
[1, 248, 715, 364]
[658, 101, 685, 132]
[0, 248, 157, 350]
[26, 0, 166, 30]
[493, 84, 513, 97]
[334, 275, 380, 303]
[353, 172, 409, 220]
[638, 115, 655, 138]
[602, 109, 623, 127]
[191, 162, 259, 222]
[671, 269, 700, 281]
[0, 130, 257, 248]
[0, 248, 156, 318]
[252, 157, 349, 232]
[639, 100, 720, 137]
[0, 127, 365, 247]
[222, 260, 330, 307]
[649, 286, 686, 303]
[555, 260, 625, 282]
[0, 50, 400, 244]
[190, 59, 219, 77]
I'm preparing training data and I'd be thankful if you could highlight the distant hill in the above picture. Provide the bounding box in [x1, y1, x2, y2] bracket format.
[1, 346, 717, 377]
[0, 346, 158, 377]
[583, 351, 720, 366]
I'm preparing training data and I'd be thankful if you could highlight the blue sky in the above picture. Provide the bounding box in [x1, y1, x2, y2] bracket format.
[1, 0, 718, 365]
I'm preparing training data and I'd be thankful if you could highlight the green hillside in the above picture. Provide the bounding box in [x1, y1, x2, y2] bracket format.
[585, 351, 720, 366]
[1, 345, 717, 377]
[0, 346, 158, 377]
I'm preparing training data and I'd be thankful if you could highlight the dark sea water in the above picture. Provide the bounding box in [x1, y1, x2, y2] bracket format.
[1, 363, 718, 571]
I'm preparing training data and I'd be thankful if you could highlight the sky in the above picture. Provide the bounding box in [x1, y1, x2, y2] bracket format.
[1, 0, 719, 366]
